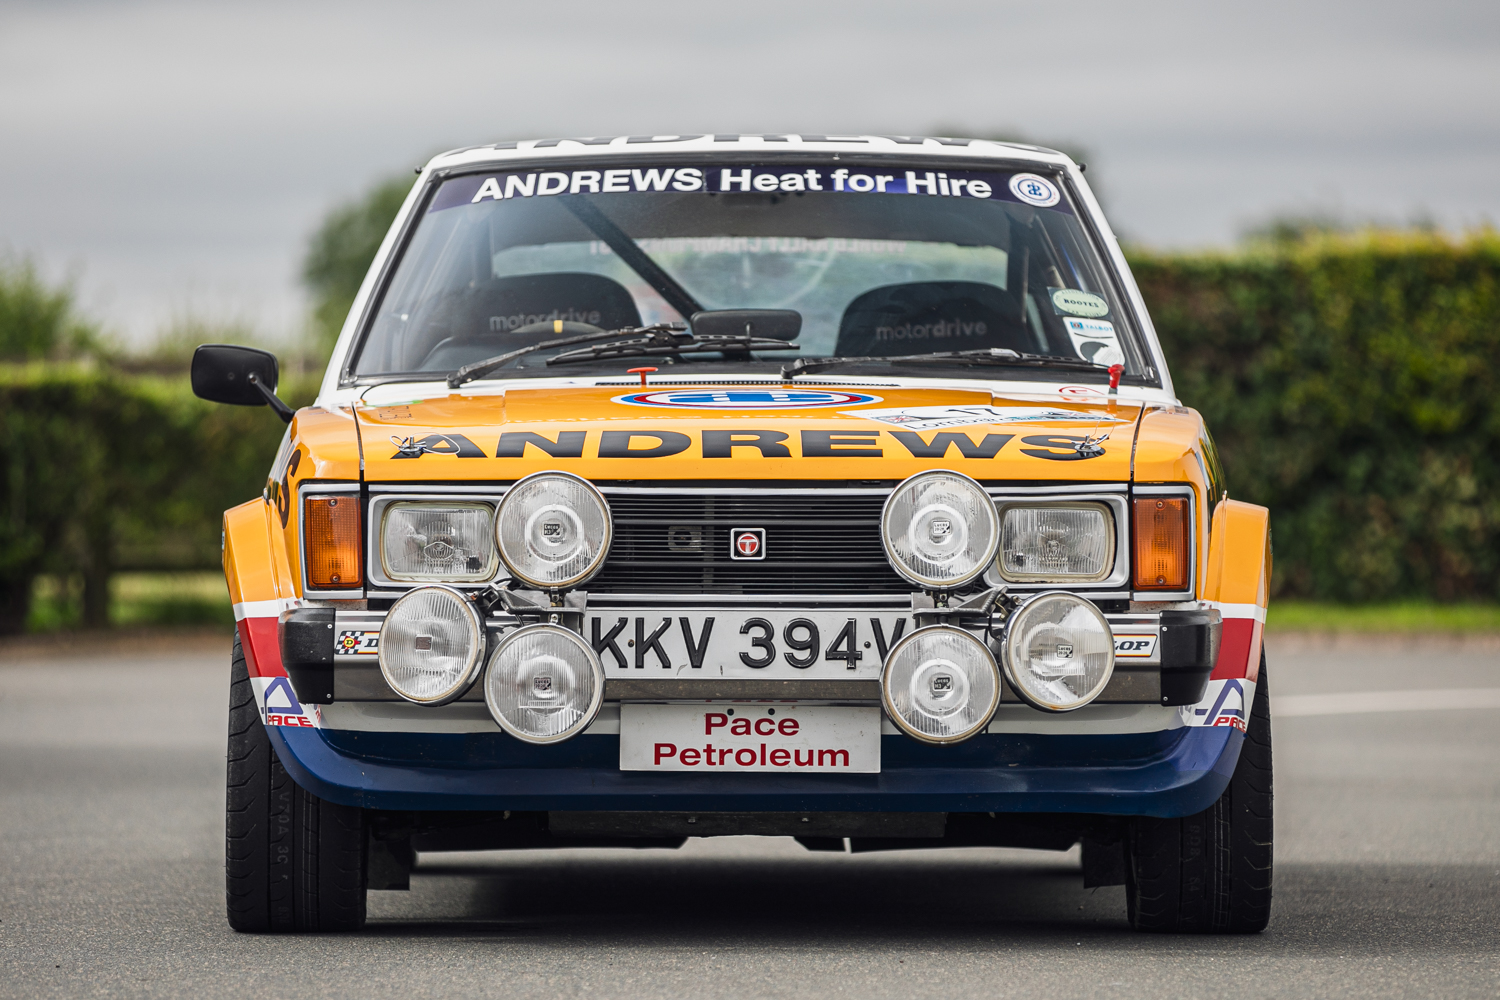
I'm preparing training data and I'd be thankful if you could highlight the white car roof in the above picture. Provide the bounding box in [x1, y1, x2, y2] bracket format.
[424, 134, 1076, 172]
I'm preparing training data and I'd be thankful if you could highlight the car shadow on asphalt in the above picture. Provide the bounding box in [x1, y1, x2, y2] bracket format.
[359, 847, 1500, 955]
[366, 844, 1123, 938]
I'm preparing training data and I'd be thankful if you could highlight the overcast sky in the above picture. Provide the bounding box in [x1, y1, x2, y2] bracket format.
[3, 0, 1497, 346]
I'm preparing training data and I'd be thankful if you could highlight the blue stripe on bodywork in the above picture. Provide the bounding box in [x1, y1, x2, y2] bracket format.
[267, 726, 1243, 819]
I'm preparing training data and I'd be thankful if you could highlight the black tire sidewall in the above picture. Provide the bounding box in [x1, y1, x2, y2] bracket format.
[225, 633, 368, 932]
[1126, 656, 1273, 933]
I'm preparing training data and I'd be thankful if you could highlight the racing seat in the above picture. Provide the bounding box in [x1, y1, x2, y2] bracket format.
[415, 272, 642, 370]
[833, 281, 1031, 357]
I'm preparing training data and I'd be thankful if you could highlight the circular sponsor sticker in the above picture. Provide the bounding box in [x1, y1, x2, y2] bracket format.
[1050, 288, 1110, 318]
[1058, 385, 1101, 397]
[611, 389, 881, 410]
[1008, 173, 1060, 208]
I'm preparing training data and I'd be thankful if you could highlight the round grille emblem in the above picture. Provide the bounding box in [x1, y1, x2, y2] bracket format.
[732, 528, 765, 560]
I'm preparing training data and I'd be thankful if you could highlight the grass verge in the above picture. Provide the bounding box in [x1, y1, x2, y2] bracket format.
[1267, 600, 1500, 633]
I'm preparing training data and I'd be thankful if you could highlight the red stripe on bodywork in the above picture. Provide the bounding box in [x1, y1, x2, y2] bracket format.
[237, 617, 285, 678]
[1245, 619, 1263, 682]
[1211, 617, 1261, 680]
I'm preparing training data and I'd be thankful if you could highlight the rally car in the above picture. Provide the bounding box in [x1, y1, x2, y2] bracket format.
[194, 134, 1272, 935]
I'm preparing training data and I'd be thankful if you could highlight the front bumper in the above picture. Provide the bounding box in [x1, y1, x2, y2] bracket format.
[268, 721, 1243, 819]
[264, 598, 1236, 821]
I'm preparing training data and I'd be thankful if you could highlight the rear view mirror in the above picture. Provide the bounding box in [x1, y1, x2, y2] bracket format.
[191, 344, 294, 423]
[690, 309, 801, 342]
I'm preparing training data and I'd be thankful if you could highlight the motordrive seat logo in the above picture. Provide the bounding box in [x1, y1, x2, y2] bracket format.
[612, 389, 881, 410]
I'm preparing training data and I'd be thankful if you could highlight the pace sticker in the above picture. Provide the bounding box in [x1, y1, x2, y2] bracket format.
[1050, 287, 1110, 318]
[252, 675, 321, 729]
[1063, 317, 1124, 367]
[1183, 678, 1256, 732]
[612, 389, 881, 410]
[1009, 173, 1060, 207]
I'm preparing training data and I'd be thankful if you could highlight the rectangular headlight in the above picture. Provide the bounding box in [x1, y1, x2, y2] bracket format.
[380, 502, 498, 582]
[996, 502, 1114, 582]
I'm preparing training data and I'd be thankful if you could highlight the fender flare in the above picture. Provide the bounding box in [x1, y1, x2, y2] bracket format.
[223, 498, 297, 678]
[1202, 498, 1270, 682]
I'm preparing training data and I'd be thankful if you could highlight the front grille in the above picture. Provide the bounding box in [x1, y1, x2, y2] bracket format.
[589, 492, 910, 595]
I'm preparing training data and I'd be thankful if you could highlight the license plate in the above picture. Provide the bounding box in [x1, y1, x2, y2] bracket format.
[587, 610, 910, 679]
[619, 704, 881, 773]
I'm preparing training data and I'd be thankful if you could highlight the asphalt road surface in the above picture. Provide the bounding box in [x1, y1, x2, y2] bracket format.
[3, 630, 1499, 999]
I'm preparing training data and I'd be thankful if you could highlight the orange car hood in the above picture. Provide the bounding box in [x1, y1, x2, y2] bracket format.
[354, 384, 1144, 482]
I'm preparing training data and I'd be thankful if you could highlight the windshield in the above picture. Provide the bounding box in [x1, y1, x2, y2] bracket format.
[350, 161, 1150, 382]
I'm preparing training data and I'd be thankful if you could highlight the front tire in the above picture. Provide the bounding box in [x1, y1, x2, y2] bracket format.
[225, 634, 367, 932]
[1126, 657, 1273, 933]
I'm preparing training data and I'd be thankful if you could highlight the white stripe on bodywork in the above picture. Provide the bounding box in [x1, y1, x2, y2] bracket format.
[317, 699, 1183, 736]
[1275, 688, 1500, 718]
[1207, 601, 1266, 622]
[320, 700, 622, 735]
[294, 686, 1500, 736]
[233, 597, 300, 622]
[319, 700, 497, 734]
[986, 703, 1182, 735]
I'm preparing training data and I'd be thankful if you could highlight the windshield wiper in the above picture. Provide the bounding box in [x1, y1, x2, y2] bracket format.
[560, 198, 704, 321]
[547, 327, 799, 366]
[447, 323, 685, 387]
[781, 349, 1111, 379]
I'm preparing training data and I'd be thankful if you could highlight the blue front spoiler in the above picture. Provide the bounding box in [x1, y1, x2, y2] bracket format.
[269, 724, 1243, 820]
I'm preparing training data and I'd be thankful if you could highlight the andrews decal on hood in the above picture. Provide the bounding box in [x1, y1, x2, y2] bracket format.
[389, 433, 487, 459]
[373, 428, 1110, 461]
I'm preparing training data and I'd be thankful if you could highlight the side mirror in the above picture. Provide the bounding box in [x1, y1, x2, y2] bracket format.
[191, 344, 294, 423]
[690, 309, 801, 342]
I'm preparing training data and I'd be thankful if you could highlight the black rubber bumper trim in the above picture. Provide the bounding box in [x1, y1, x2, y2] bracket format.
[280, 608, 337, 704]
[1157, 610, 1221, 706]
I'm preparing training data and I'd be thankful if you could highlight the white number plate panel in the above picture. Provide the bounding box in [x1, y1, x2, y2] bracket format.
[587, 610, 912, 679]
[619, 704, 881, 773]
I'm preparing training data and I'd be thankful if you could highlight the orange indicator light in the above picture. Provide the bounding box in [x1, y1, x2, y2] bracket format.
[305, 496, 362, 589]
[1133, 497, 1189, 590]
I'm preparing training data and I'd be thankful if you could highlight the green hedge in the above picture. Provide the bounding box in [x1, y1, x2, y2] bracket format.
[1132, 232, 1500, 601]
[0, 367, 313, 631]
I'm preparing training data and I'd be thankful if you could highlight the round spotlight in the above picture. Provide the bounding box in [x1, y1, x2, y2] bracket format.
[495, 472, 612, 590]
[378, 585, 484, 705]
[484, 624, 605, 744]
[881, 471, 999, 590]
[881, 625, 1001, 744]
[1002, 591, 1116, 711]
